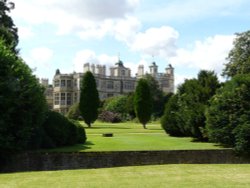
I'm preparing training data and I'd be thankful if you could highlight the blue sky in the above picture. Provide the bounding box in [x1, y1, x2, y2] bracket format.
[11, 0, 250, 87]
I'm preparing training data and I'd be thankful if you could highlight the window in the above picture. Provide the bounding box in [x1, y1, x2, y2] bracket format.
[96, 79, 99, 88]
[61, 80, 66, 87]
[124, 81, 134, 90]
[54, 93, 60, 105]
[107, 93, 114, 98]
[121, 70, 125, 76]
[67, 80, 72, 88]
[74, 79, 77, 87]
[54, 80, 59, 87]
[107, 81, 114, 89]
[74, 93, 78, 103]
[67, 93, 72, 105]
[61, 93, 66, 105]
[162, 80, 169, 87]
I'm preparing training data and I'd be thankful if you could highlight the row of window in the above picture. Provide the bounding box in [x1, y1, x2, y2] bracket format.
[54, 79, 77, 88]
[106, 81, 135, 90]
[54, 79, 135, 90]
[54, 92, 77, 106]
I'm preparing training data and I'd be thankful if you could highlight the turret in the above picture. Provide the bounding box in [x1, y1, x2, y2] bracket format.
[165, 64, 174, 75]
[83, 63, 90, 73]
[137, 65, 144, 78]
[149, 62, 158, 76]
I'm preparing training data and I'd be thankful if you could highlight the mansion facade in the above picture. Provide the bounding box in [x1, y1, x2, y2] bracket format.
[42, 60, 174, 114]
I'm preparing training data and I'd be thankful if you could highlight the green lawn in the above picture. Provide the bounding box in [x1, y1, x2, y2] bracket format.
[1, 164, 250, 188]
[44, 121, 223, 152]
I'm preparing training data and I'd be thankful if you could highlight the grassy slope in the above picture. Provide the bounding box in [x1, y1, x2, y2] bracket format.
[1, 164, 250, 188]
[44, 121, 222, 152]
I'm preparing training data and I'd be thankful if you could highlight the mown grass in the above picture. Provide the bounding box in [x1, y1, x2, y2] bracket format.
[43, 121, 223, 152]
[1, 164, 250, 188]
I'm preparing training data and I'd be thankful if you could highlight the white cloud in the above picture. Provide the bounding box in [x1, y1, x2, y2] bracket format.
[20, 47, 54, 80]
[130, 26, 179, 58]
[73, 50, 118, 73]
[12, 0, 140, 37]
[113, 16, 141, 44]
[139, 0, 249, 23]
[170, 35, 234, 73]
[30, 47, 54, 65]
[18, 26, 35, 40]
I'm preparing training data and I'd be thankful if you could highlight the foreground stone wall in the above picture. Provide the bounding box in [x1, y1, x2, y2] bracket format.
[2, 149, 250, 172]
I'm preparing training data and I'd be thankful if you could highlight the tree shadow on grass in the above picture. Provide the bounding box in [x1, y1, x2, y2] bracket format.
[67, 141, 95, 151]
[85, 126, 130, 130]
[39, 141, 95, 152]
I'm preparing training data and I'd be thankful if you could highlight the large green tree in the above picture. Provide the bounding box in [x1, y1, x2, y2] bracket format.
[0, 39, 47, 153]
[222, 30, 250, 78]
[134, 79, 152, 129]
[0, 0, 18, 53]
[79, 71, 99, 127]
[161, 70, 220, 140]
[206, 74, 250, 154]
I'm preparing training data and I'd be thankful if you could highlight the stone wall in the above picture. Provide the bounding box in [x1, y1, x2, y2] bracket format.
[2, 149, 250, 173]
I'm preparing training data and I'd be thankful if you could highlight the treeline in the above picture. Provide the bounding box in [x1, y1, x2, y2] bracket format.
[162, 31, 250, 155]
[0, 0, 86, 164]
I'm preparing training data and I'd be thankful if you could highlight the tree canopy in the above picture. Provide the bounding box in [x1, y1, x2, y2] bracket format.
[0, 0, 18, 53]
[206, 74, 250, 154]
[0, 39, 47, 152]
[222, 30, 250, 78]
[161, 70, 220, 140]
[79, 71, 100, 127]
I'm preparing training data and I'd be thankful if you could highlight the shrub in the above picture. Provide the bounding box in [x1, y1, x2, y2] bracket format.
[161, 94, 184, 137]
[98, 110, 122, 123]
[42, 111, 77, 147]
[233, 122, 250, 154]
[66, 103, 82, 120]
[70, 120, 87, 144]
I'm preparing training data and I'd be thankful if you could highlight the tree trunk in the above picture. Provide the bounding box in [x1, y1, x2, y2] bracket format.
[143, 124, 147, 129]
[88, 123, 91, 128]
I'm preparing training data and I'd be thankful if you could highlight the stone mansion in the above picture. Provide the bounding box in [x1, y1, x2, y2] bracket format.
[42, 60, 174, 114]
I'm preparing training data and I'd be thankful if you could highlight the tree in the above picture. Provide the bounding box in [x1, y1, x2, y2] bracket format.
[206, 74, 250, 154]
[144, 74, 165, 118]
[104, 95, 128, 115]
[161, 70, 220, 140]
[222, 30, 250, 78]
[103, 95, 129, 121]
[0, 0, 18, 53]
[161, 94, 184, 136]
[79, 71, 99, 127]
[197, 70, 220, 102]
[0, 39, 47, 153]
[134, 79, 152, 129]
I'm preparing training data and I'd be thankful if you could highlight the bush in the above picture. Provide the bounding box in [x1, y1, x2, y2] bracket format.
[42, 111, 77, 147]
[66, 103, 82, 120]
[233, 122, 250, 154]
[70, 120, 87, 144]
[98, 110, 122, 123]
[161, 94, 184, 137]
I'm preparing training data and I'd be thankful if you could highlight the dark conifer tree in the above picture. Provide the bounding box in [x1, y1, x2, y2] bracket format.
[79, 71, 99, 127]
[134, 79, 152, 129]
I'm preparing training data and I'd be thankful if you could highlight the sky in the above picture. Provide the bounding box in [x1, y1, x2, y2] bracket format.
[10, 0, 250, 87]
